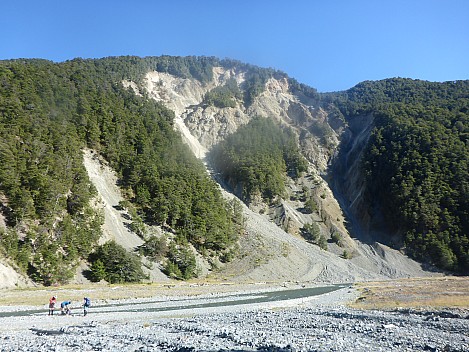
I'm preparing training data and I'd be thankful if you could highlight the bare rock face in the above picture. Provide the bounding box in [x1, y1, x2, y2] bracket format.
[249, 78, 340, 172]
[0, 260, 32, 289]
[183, 105, 250, 149]
[328, 114, 378, 238]
[133, 66, 433, 282]
[145, 71, 206, 116]
[0, 65, 435, 289]
[143, 68, 339, 171]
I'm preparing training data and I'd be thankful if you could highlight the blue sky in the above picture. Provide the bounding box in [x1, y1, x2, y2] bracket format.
[1, 0, 468, 92]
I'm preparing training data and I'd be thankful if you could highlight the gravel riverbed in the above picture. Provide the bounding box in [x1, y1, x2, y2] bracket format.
[0, 286, 467, 352]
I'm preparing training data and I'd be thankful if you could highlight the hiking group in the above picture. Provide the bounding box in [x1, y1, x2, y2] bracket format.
[48, 296, 91, 316]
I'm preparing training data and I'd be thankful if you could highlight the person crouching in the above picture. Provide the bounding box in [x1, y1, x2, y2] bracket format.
[60, 301, 71, 315]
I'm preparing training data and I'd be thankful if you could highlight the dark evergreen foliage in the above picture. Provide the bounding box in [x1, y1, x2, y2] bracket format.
[0, 56, 242, 284]
[324, 78, 469, 273]
[163, 242, 197, 280]
[203, 78, 242, 108]
[210, 117, 308, 202]
[1, 55, 467, 279]
[88, 241, 147, 283]
[140, 235, 168, 261]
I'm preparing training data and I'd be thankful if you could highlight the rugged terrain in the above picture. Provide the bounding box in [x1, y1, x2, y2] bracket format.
[0, 57, 466, 352]
[128, 67, 435, 283]
[0, 281, 467, 352]
[0, 65, 439, 288]
[80, 142, 429, 285]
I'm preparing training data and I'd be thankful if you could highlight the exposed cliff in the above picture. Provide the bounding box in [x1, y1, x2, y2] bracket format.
[1, 57, 463, 288]
[136, 66, 432, 282]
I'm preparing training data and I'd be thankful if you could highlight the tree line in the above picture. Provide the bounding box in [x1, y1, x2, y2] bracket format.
[1, 56, 467, 281]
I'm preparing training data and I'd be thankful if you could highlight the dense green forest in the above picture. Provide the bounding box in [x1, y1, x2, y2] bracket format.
[323, 78, 469, 273]
[203, 78, 242, 108]
[0, 56, 243, 285]
[1, 55, 467, 282]
[210, 117, 308, 203]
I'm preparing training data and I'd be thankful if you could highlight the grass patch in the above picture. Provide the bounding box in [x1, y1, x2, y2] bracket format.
[350, 276, 469, 310]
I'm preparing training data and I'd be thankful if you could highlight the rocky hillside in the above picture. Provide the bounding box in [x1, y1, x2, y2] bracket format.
[1, 57, 465, 288]
[128, 65, 434, 282]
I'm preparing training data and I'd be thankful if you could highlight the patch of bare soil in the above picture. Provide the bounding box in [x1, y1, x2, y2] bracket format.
[0, 261, 32, 289]
[144, 69, 437, 285]
[351, 276, 469, 310]
[82, 149, 168, 282]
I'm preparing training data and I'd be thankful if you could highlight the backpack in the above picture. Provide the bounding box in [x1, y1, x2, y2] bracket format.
[84, 298, 91, 307]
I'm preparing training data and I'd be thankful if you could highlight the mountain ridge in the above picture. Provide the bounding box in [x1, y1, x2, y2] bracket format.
[131, 64, 439, 282]
[0, 56, 467, 288]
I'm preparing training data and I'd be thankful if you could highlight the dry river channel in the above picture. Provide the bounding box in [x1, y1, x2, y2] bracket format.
[0, 284, 468, 352]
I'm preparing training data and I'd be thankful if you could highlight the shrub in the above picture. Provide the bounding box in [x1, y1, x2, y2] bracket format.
[331, 231, 343, 247]
[88, 241, 147, 283]
[342, 250, 352, 259]
[164, 243, 197, 280]
[318, 235, 328, 250]
[302, 222, 320, 243]
[140, 235, 168, 261]
[304, 196, 317, 213]
[129, 217, 146, 238]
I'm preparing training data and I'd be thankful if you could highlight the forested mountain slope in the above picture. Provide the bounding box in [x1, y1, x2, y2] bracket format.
[0, 56, 467, 288]
[134, 61, 433, 283]
[141, 64, 468, 275]
[324, 79, 469, 273]
[0, 57, 241, 285]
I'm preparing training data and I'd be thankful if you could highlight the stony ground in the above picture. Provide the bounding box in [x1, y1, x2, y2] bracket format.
[0, 283, 468, 352]
[0, 74, 465, 351]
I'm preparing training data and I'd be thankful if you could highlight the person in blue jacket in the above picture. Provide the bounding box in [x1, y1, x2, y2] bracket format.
[60, 301, 71, 315]
[83, 297, 91, 316]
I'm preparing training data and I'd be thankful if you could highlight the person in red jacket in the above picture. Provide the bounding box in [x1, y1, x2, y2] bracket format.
[48, 296, 57, 316]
